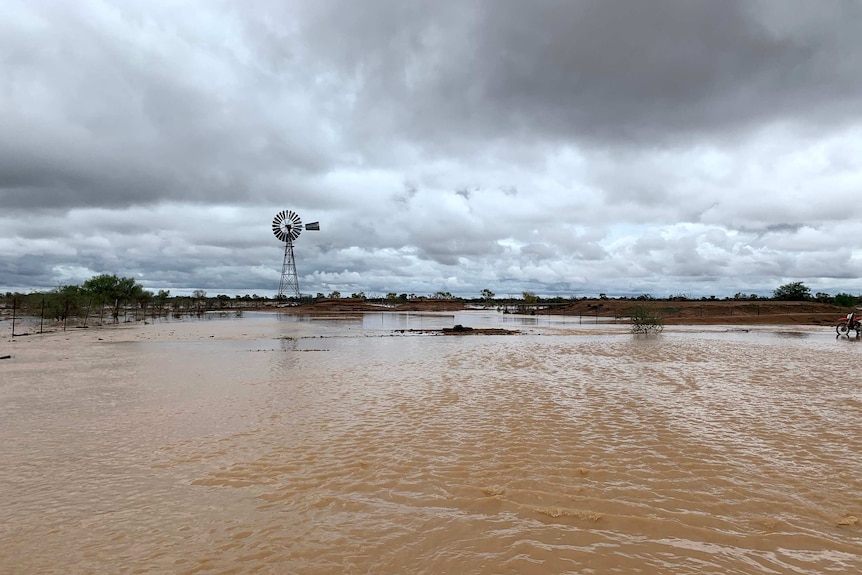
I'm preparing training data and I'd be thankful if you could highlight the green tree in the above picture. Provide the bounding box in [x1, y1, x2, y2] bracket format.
[116, 276, 143, 319]
[480, 288, 495, 301]
[82, 274, 144, 322]
[522, 291, 538, 304]
[154, 290, 170, 314]
[41, 285, 84, 321]
[328, 290, 341, 299]
[83, 274, 120, 323]
[772, 282, 811, 301]
[138, 290, 154, 313]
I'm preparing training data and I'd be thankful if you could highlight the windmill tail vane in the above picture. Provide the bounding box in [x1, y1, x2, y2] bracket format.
[272, 210, 319, 300]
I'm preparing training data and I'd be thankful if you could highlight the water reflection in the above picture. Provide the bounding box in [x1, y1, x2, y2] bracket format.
[773, 330, 810, 339]
[361, 312, 454, 331]
[836, 333, 862, 342]
[272, 309, 628, 332]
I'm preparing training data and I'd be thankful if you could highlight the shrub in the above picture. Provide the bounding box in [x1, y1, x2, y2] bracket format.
[630, 305, 664, 334]
[834, 293, 858, 307]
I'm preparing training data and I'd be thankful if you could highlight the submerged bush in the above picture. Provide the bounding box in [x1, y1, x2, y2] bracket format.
[630, 306, 664, 334]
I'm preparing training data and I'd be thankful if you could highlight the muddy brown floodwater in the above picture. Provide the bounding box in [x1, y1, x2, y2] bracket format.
[1, 311, 860, 574]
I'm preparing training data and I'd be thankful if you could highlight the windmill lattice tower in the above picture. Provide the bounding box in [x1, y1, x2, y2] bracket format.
[272, 210, 319, 299]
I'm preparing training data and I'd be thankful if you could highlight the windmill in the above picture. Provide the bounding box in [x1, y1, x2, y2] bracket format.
[272, 210, 319, 300]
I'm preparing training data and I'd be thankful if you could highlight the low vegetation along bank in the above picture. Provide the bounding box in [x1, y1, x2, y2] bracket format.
[0, 278, 855, 331]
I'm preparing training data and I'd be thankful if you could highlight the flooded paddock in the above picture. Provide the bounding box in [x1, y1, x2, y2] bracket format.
[1, 312, 860, 574]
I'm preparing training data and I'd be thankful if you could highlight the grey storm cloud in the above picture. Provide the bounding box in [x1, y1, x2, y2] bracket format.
[2, 0, 862, 298]
[294, 0, 862, 148]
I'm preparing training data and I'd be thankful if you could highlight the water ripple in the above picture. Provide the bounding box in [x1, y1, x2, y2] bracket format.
[1, 318, 860, 574]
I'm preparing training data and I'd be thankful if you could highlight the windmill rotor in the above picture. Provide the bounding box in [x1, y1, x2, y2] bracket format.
[272, 210, 303, 242]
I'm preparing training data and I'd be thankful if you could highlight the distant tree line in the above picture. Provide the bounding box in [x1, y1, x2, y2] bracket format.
[3, 279, 860, 327]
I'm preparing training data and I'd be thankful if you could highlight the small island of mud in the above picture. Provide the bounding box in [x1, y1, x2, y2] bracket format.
[396, 324, 518, 336]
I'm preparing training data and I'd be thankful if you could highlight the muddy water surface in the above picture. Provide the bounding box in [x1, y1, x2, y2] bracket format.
[1, 312, 861, 574]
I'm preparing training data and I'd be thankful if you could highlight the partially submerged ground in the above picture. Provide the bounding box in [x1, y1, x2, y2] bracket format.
[398, 325, 519, 336]
[279, 298, 847, 326]
[1, 299, 848, 341]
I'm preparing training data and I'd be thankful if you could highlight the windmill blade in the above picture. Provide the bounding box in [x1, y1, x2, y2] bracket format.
[304, 222, 320, 231]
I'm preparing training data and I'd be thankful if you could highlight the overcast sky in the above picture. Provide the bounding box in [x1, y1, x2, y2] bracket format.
[2, 0, 862, 299]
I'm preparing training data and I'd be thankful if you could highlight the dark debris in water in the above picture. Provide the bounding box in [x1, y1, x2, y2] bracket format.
[395, 324, 519, 336]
